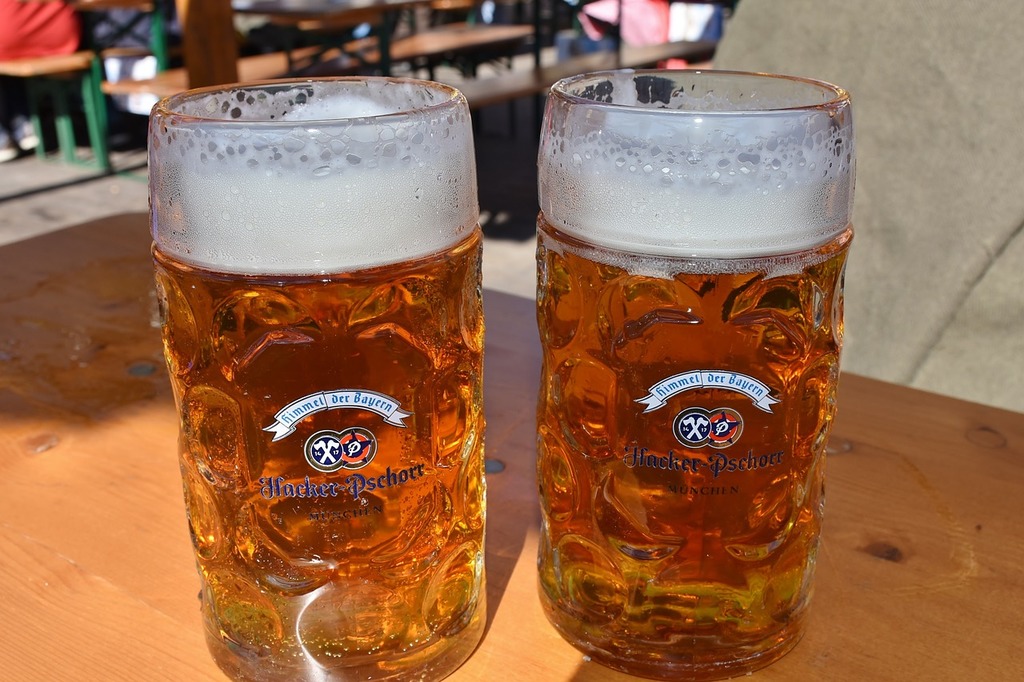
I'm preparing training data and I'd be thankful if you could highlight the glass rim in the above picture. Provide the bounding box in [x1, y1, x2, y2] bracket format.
[549, 68, 850, 116]
[152, 76, 467, 126]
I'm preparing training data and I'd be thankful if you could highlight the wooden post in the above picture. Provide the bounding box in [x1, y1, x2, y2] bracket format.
[174, 0, 238, 88]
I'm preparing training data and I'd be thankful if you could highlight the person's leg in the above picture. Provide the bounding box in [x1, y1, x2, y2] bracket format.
[0, 76, 37, 152]
[0, 76, 19, 161]
[0, 76, 18, 137]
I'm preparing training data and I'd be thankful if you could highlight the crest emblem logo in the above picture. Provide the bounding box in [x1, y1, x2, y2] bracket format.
[673, 407, 712, 447]
[707, 408, 743, 448]
[673, 407, 743, 449]
[304, 427, 377, 472]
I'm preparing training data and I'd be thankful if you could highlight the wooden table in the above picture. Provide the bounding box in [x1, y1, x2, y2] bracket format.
[1, 213, 1021, 680]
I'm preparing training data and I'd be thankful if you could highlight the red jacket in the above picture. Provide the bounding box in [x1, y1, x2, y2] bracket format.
[0, 0, 80, 61]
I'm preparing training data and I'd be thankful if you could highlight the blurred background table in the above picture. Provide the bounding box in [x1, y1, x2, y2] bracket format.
[232, 0, 435, 75]
[0, 213, 1020, 680]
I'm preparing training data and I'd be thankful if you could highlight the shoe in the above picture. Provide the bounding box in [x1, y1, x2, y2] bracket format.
[17, 130, 39, 152]
[0, 142, 18, 163]
[0, 133, 18, 163]
[13, 118, 38, 151]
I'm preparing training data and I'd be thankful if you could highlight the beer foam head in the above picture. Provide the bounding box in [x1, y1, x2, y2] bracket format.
[149, 78, 478, 274]
[539, 70, 854, 258]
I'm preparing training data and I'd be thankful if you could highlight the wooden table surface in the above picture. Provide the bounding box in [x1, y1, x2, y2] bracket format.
[1, 213, 1021, 681]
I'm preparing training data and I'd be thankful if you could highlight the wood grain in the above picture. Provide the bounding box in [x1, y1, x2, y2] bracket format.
[1, 213, 1020, 680]
[175, 0, 238, 87]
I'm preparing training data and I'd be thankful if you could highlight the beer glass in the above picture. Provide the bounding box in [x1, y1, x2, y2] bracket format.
[536, 70, 854, 679]
[149, 78, 485, 681]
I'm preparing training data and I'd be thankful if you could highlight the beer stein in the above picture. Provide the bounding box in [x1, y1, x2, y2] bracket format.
[536, 70, 854, 679]
[149, 78, 485, 681]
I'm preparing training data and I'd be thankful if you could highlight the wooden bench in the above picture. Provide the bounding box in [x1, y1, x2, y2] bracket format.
[102, 46, 361, 99]
[0, 51, 96, 78]
[104, 22, 532, 99]
[103, 39, 716, 110]
[454, 40, 719, 109]
[358, 23, 534, 79]
[0, 50, 109, 169]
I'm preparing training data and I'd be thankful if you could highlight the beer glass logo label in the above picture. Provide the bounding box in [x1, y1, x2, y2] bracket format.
[305, 427, 377, 472]
[673, 407, 743, 449]
[258, 388, 423, 502]
[636, 370, 780, 414]
[264, 388, 412, 441]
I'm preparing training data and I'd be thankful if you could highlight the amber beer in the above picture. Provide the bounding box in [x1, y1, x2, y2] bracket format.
[149, 79, 485, 681]
[536, 71, 855, 679]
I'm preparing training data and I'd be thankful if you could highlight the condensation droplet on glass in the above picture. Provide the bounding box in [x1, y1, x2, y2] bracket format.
[615, 157, 626, 168]
[572, 153, 582, 167]
[312, 166, 331, 177]
[687, 150, 702, 164]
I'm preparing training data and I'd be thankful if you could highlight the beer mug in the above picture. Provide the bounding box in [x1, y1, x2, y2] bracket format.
[536, 70, 854, 678]
[149, 79, 485, 681]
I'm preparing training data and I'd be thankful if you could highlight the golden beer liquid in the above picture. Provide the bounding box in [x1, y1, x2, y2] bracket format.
[155, 230, 485, 681]
[536, 217, 851, 679]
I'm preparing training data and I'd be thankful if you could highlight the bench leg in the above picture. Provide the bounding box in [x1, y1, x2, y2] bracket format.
[22, 66, 110, 171]
[81, 57, 111, 171]
[49, 81, 78, 164]
[24, 77, 80, 165]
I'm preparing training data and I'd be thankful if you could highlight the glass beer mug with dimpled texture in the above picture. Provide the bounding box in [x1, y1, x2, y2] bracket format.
[149, 78, 486, 681]
[536, 70, 854, 680]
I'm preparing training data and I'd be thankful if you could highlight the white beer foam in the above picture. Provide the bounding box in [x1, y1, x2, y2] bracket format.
[150, 79, 478, 275]
[539, 71, 855, 259]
